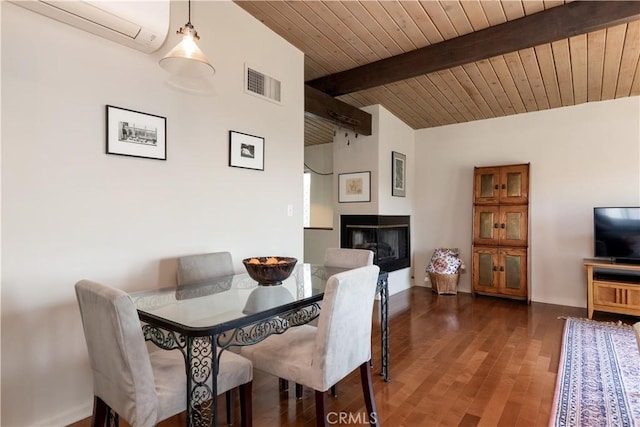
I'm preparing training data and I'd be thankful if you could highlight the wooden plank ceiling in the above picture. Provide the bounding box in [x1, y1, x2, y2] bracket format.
[235, 1, 640, 146]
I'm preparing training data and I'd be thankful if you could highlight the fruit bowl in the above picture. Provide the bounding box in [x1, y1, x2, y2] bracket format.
[242, 257, 298, 286]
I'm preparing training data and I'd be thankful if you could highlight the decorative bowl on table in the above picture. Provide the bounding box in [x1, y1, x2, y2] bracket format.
[242, 257, 298, 286]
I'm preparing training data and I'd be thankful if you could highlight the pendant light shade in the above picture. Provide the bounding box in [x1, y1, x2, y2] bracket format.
[159, 1, 214, 78]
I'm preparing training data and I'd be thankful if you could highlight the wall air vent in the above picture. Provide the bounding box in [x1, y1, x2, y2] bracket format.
[245, 66, 282, 104]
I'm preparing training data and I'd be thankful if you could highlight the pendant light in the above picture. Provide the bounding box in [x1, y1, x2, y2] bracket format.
[159, 0, 215, 77]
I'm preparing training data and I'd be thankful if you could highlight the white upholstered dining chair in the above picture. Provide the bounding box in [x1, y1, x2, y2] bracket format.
[287, 247, 375, 398]
[75, 280, 253, 427]
[323, 247, 374, 269]
[175, 251, 241, 424]
[240, 265, 381, 427]
[176, 251, 235, 285]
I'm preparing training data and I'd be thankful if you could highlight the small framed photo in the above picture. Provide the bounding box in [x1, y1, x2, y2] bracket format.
[339, 171, 371, 203]
[229, 131, 265, 171]
[106, 105, 166, 160]
[392, 151, 406, 197]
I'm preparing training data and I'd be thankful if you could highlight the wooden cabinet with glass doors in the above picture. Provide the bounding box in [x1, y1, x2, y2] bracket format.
[473, 164, 529, 205]
[473, 204, 528, 247]
[472, 164, 529, 300]
[473, 247, 527, 298]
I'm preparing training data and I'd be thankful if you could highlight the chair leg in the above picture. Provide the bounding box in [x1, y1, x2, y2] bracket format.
[315, 390, 329, 427]
[295, 383, 303, 399]
[107, 412, 119, 427]
[279, 378, 289, 391]
[239, 382, 253, 427]
[226, 390, 234, 425]
[330, 384, 337, 397]
[359, 361, 379, 427]
[92, 396, 109, 427]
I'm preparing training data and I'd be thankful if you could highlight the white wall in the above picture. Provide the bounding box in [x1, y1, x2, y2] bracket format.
[305, 143, 333, 227]
[372, 105, 415, 294]
[304, 228, 337, 264]
[303, 143, 337, 264]
[377, 105, 415, 217]
[333, 104, 415, 217]
[1, 2, 304, 425]
[304, 106, 416, 266]
[414, 97, 640, 306]
[333, 108, 381, 216]
[333, 104, 415, 295]
[303, 115, 383, 267]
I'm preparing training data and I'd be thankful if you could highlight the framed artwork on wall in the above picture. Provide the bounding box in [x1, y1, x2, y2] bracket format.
[338, 171, 371, 203]
[229, 130, 265, 171]
[106, 105, 167, 160]
[392, 151, 406, 197]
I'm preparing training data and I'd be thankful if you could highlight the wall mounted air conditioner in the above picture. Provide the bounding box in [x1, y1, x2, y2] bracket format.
[11, 0, 170, 53]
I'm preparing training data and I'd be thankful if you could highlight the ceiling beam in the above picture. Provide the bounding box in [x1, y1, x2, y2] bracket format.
[304, 85, 372, 135]
[307, 1, 640, 96]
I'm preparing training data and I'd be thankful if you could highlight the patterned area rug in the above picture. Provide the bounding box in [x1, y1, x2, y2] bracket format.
[550, 317, 640, 426]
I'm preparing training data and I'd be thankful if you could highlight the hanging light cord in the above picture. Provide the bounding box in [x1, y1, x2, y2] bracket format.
[180, 0, 199, 39]
[304, 162, 333, 176]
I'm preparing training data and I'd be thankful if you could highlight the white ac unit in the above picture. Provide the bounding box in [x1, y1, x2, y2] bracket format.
[11, 0, 170, 53]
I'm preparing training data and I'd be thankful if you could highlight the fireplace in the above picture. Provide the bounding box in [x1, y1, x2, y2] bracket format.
[340, 215, 410, 272]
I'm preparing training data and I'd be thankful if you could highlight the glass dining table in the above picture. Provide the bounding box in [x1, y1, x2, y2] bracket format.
[130, 263, 390, 427]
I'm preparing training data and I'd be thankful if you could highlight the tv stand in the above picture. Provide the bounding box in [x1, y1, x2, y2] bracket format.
[584, 258, 640, 319]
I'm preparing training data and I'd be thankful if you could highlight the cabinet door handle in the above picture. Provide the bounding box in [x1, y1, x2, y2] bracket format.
[499, 266, 505, 272]
[501, 184, 506, 189]
[493, 266, 498, 271]
[501, 223, 505, 229]
[494, 223, 499, 228]
[494, 184, 499, 190]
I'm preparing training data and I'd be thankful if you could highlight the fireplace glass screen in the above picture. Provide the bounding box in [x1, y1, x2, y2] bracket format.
[341, 215, 410, 272]
[350, 226, 407, 265]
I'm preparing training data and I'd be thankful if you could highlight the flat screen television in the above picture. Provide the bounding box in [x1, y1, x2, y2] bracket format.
[594, 207, 640, 263]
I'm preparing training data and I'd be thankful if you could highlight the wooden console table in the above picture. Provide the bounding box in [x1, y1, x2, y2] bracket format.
[584, 258, 640, 319]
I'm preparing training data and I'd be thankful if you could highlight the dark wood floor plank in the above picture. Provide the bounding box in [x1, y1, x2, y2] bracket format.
[69, 287, 631, 427]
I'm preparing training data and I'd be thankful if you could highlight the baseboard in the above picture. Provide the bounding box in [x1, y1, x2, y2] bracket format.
[37, 400, 92, 427]
[412, 282, 430, 288]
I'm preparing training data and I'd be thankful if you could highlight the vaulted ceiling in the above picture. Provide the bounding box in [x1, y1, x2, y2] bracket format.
[235, 1, 640, 146]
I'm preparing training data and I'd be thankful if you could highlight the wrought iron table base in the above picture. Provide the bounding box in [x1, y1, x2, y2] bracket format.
[143, 304, 322, 427]
[377, 272, 390, 382]
[142, 274, 389, 427]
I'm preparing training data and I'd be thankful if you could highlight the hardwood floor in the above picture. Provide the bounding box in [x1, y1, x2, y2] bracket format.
[70, 286, 638, 427]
